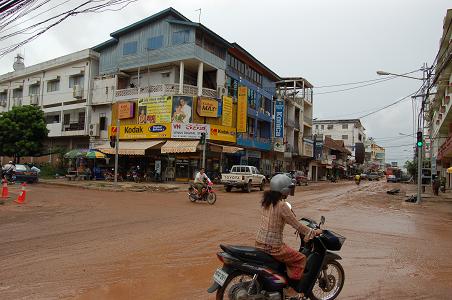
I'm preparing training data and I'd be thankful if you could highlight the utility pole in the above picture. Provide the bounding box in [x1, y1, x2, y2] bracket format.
[114, 119, 119, 186]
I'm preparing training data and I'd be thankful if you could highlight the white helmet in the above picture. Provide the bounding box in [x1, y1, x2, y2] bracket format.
[270, 174, 295, 196]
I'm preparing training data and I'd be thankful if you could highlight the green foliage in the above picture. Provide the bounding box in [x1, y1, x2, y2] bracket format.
[404, 159, 417, 177]
[0, 105, 48, 159]
[38, 163, 66, 179]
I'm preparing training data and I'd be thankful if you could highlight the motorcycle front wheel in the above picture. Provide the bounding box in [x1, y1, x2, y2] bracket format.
[207, 192, 217, 205]
[309, 260, 344, 300]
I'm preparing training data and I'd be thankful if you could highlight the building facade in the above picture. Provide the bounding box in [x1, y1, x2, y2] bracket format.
[429, 8, 452, 189]
[0, 49, 99, 164]
[313, 119, 366, 158]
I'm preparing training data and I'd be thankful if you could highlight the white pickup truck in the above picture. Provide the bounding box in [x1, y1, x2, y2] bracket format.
[221, 165, 266, 193]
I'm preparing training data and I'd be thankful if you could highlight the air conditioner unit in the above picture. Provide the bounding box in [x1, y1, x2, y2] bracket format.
[73, 85, 83, 99]
[89, 123, 100, 137]
[217, 86, 227, 98]
[30, 94, 39, 105]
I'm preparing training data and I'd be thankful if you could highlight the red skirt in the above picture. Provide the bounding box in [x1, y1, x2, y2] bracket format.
[256, 242, 306, 280]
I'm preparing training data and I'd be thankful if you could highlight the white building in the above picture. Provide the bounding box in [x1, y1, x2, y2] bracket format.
[0, 49, 100, 159]
[313, 119, 366, 158]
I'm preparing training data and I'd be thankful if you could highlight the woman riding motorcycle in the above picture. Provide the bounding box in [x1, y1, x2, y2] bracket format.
[255, 174, 322, 288]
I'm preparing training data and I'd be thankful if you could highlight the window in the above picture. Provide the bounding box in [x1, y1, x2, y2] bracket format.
[342, 124, 348, 129]
[99, 113, 107, 130]
[327, 124, 334, 130]
[316, 125, 319, 129]
[123, 41, 137, 55]
[342, 135, 348, 140]
[0, 92, 6, 101]
[47, 80, 60, 92]
[29, 85, 40, 95]
[13, 89, 23, 98]
[248, 117, 255, 135]
[172, 30, 190, 45]
[358, 133, 362, 141]
[325, 135, 331, 139]
[69, 75, 84, 88]
[63, 114, 70, 125]
[147, 35, 163, 50]
[321, 125, 324, 130]
[45, 115, 60, 124]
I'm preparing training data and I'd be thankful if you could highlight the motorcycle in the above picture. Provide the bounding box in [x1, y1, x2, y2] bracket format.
[188, 181, 217, 205]
[207, 209, 345, 300]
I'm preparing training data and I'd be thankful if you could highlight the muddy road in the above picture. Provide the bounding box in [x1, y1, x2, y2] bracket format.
[1, 181, 452, 299]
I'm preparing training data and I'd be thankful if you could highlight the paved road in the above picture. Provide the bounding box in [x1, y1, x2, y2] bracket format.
[1, 181, 452, 299]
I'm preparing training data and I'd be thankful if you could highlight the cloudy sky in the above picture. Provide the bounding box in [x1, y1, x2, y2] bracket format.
[0, 0, 450, 166]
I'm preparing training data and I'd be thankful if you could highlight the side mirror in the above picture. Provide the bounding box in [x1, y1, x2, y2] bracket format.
[320, 216, 325, 226]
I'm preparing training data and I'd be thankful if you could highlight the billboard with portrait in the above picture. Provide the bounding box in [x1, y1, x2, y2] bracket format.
[172, 96, 193, 124]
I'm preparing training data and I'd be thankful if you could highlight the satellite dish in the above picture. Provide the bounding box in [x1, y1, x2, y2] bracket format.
[13, 54, 25, 71]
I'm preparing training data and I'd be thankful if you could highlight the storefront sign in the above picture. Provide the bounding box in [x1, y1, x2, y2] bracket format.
[118, 102, 135, 119]
[303, 142, 314, 157]
[275, 101, 284, 138]
[138, 96, 173, 124]
[222, 96, 233, 127]
[237, 86, 248, 132]
[172, 96, 193, 123]
[210, 124, 236, 142]
[274, 138, 285, 152]
[197, 98, 219, 117]
[110, 124, 171, 139]
[247, 150, 261, 159]
[171, 123, 210, 139]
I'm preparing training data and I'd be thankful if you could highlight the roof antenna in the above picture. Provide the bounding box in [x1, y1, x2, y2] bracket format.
[195, 8, 201, 23]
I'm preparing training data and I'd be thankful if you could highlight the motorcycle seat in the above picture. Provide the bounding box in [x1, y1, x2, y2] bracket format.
[220, 245, 284, 271]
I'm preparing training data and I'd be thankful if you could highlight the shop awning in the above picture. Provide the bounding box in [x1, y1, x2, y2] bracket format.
[97, 140, 164, 155]
[161, 140, 199, 154]
[208, 142, 243, 154]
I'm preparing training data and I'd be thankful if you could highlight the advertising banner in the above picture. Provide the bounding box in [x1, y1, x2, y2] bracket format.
[210, 124, 236, 143]
[138, 96, 173, 124]
[197, 97, 220, 118]
[172, 96, 193, 123]
[237, 86, 248, 132]
[274, 100, 284, 138]
[222, 96, 233, 127]
[171, 123, 210, 139]
[273, 138, 285, 152]
[117, 102, 135, 119]
[110, 124, 171, 139]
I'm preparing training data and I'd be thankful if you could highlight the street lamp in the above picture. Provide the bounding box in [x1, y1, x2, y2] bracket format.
[376, 70, 424, 80]
[378, 69, 427, 204]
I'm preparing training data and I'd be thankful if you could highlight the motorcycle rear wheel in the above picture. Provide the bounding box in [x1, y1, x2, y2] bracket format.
[207, 192, 217, 205]
[309, 260, 344, 300]
[216, 272, 256, 300]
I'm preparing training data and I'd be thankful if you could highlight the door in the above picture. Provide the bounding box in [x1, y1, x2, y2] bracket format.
[251, 167, 260, 185]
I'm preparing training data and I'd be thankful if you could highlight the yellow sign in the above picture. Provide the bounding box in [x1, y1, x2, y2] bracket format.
[210, 124, 236, 143]
[237, 86, 248, 132]
[197, 97, 219, 117]
[118, 102, 135, 119]
[222, 96, 233, 127]
[109, 124, 171, 139]
[138, 96, 172, 124]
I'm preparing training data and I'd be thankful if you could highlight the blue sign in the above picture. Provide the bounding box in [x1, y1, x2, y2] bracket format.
[275, 101, 284, 138]
[149, 125, 167, 133]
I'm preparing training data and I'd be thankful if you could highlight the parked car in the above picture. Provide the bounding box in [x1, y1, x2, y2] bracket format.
[288, 170, 308, 186]
[221, 165, 266, 193]
[367, 173, 380, 181]
[14, 164, 39, 183]
[387, 175, 399, 183]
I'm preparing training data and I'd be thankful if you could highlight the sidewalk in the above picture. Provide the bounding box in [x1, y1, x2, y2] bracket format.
[405, 184, 452, 202]
[39, 178, 189, 192]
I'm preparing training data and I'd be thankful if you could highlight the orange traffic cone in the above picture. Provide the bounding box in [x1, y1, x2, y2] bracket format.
[1, 179, 8, 199]
[15, 182, 26, 204]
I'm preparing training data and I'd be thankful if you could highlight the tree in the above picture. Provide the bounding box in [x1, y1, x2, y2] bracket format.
[404, 159, 418, 178]
[0, 105, 48, 162]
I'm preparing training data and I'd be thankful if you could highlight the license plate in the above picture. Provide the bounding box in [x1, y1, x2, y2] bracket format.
[213, 268, 228, 286]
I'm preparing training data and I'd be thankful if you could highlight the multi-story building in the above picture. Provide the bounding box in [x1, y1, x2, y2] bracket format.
[429, 8, 452, 189]
[313, 119, 366, 159]
[370, 143, 385, 170]
[274, 78, 314, 174]
[312, 136, 351, 180]
[0, 49, 99, 163]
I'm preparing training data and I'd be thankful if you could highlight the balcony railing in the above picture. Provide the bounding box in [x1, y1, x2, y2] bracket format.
[115, 84, 217, 100]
